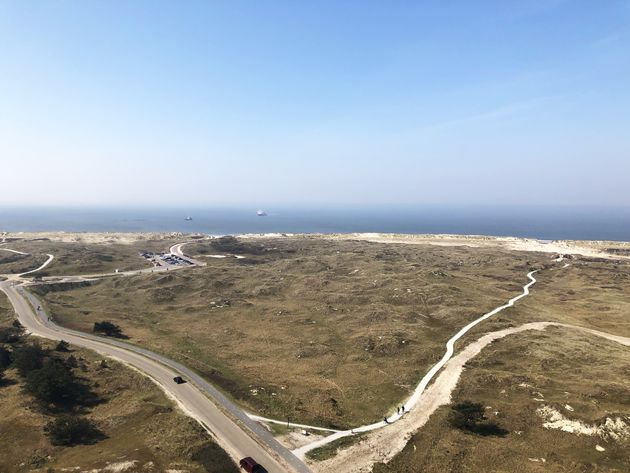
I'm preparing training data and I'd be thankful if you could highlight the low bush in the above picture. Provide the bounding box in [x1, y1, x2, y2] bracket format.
[448, 400, 508, 437]
[45, 415, 103, 446]
[24, 356, 98, 408]
[93, 321, 124, 338]
[0, 347, 11, 369]
[12, 343, 45, 376]
[55, 340, 70, 352]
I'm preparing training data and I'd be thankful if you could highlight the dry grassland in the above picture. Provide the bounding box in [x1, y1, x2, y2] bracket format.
[0, 293, 237, 473]
[373, 326, 630, 473]
[36, 237, 550, 428]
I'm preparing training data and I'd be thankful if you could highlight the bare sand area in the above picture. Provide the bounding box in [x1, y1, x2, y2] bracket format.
[311, 233, 630, 260]
[310, 323, 630, 473]
[1, 231, 187, 245]
[4, 231, 629, 259]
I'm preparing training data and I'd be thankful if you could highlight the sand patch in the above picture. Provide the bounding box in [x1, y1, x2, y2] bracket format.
[104, 460, 139, 472]
[537, 405, 630, 441]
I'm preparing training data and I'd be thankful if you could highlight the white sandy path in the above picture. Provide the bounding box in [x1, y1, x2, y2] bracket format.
[168, 242, 206, 267]
[310, 322, 630, 473]
[554, 323, 630, 347]
[199, 254, 246, 259]
[249, 415, 342, 434]
[18, 253, 54, 276]
[170, 242, 186, 257]
[294, 271, 538, 458]
[0, 247, 29, 255]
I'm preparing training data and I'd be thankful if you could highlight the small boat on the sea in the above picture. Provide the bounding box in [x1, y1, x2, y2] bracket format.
[184, 216, 193, 221]
[256, 210, 267, 217]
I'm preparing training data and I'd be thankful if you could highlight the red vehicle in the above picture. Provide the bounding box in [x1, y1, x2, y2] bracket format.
[239, 457, 268, 473]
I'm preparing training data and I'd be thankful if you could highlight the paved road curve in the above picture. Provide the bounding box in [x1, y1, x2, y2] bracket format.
[0, 280, 311, 473]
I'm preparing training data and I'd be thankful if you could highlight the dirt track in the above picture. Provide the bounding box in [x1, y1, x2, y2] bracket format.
[310, 322, 630, 473]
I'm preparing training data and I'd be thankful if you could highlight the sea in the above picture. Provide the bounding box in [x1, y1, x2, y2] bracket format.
[0, 205, 629, 241]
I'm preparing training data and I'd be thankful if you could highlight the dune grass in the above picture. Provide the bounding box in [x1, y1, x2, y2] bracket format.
[36, 236, 549, 428]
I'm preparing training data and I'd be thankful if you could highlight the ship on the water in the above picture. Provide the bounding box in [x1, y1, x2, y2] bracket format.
[184, 216, 193, 221]
[256, 210, 267, 217]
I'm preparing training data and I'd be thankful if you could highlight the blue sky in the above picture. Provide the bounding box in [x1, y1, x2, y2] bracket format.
[1, 0, 629, 207]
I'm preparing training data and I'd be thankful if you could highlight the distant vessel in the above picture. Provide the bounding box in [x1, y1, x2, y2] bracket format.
[184, 216, 193, 221]
[256, 210, 267, 217]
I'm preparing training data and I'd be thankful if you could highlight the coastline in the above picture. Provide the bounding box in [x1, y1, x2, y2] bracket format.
[2, 231, 629, 259]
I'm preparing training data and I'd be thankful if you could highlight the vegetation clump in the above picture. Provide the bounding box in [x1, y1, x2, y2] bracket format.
[25, 358, 89, 407]
[0, 320, 24, 343]
[209, 236, 275, 255]
[93, 321, 125, 338]
[12, 343, 45, 376]
[55, 340, 70, 352]
[447, 401, 508, 436]
[44, 415, 103, 446]
[0, 346, 11, 369]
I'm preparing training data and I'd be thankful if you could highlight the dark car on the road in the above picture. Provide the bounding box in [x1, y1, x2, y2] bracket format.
[173, 376, 186, 384]
[239, 457, 268, 473]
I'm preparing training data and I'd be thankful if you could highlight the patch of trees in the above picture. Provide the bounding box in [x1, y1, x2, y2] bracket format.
[0, 346, 11, 369]
[4, 338, 98, 409]
[55, 340, 70, 352]
[0, 324, 25, 385]
[93, 321, 125, 338]
[447, 401, 508, 437]
[45, 415, 103, 446]
[0, 320, 24, 343]
[30, 271, 50, 281]
[12, 343, 45, 376]
[0, 336, 106, 447]
[25, 358, 93, 406]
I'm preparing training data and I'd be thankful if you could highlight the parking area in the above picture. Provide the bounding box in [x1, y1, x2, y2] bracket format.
[140, 252, 193, 267]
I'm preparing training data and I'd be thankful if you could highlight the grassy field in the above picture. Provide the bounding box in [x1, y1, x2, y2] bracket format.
[521, 257, 630, 336]
[373, 326, 630, 473]
[0, 290, 14, 319]
[0, 293, 238, 473]
[0, 249, 48, 275]
[454, 255, 630, 352]
[0, 237, 182, 277]
[35, 236, 551, 428]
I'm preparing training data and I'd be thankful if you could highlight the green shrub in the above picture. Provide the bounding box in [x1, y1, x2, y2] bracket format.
[448, 400, 508, 437]
[12, 343, 45, 376]
[0, 347, 11, 369]
[0, 324, 23, 343]
[25, 359, 81, 405]
[93, 321, 124, 338]
[55, 340, 70, 352]
[44, 415, 103, 446]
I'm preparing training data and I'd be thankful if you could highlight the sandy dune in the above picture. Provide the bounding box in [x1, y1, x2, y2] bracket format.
[310, 322, 630, 473]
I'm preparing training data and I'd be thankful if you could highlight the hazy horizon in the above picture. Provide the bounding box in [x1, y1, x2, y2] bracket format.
[1, 1, 629, 207]
[2, 204, 630, 241]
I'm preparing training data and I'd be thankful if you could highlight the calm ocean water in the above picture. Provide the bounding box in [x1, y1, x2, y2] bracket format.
[1, 206, 629, 241]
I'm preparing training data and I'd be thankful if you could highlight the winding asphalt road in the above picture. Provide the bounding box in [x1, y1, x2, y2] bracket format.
[1, 245, 589, 469]
[0, 262, 311, 473]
